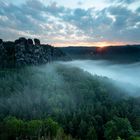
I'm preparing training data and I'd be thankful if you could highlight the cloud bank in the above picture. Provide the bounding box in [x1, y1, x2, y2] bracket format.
[0, 0, 140, 46]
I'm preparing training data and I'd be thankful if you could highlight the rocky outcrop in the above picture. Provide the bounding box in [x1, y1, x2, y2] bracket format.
[27, 38, 33, 46]
[0, 39, 3, 45]
[34, 38, 40, 46]
[0, 37, 66, 68]
[0, 39, 7, 67]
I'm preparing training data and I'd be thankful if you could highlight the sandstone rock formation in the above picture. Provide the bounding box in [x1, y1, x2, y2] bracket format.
[0, 37, 66, 68]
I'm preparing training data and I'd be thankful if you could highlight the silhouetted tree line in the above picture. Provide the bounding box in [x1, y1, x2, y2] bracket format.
[0, 38, 65, 68]
[61, 45, 140, 63]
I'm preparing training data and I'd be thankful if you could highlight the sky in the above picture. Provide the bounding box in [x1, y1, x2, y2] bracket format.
[0, 0, 140, 47]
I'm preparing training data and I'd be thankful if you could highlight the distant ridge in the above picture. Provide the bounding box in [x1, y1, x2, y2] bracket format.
[60, 44, 140, 63]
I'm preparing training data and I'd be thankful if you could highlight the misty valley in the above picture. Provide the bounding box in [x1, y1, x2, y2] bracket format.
[0, 36, 140, 140]
[0, 40, 140, 140]
[0, 38, 140, 140]
[61, 60, 140, 97]
[1, 0, 140, 139]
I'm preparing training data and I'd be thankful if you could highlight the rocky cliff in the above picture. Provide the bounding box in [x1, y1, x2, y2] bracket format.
[0, 38, 66, 68]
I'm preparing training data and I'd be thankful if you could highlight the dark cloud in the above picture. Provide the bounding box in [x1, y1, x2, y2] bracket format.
[63, 8, 93, 32]
[59, 5, 140, 42]
[0, 0, 140, 45]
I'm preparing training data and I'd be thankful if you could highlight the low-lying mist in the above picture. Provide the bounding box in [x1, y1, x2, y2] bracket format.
[1, 62, 140, 140]
[60, 60, 140, 96]
[0, 60, 140, 120]
[0, 64, 70, 119]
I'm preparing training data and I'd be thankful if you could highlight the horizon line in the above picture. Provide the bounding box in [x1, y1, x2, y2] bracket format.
[1, 38, 140, 48]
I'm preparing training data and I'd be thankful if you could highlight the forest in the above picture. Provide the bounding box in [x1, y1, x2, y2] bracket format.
[0, 63, 140, 140]
[0, 0, 140, 139]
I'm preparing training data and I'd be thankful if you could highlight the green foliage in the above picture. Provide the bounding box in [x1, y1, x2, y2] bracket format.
[43, 118, 60, 137]
[2, 116, 24, 139]
[129, 136, 140, 140]
[27, 120, 43, 137]
[0, 116, 76, 140]
[104, 117, 134, 140]
[86, 126, 97, 140]
[0, 64, 140, 140]
[116, 136, 125, 140]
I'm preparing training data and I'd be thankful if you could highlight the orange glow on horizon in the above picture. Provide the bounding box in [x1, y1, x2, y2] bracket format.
[52, 41, 129, 47]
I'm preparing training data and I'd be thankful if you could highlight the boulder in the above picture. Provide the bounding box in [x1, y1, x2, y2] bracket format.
[27, 38, 33, 46]
[19, 37, 27, 45]
[34, 38, 40, 45]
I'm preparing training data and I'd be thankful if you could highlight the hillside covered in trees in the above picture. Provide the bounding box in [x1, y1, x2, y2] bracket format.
[0, 63, 140, 140]
[61, 45, 140, 63]
[0, 0, 140, 139]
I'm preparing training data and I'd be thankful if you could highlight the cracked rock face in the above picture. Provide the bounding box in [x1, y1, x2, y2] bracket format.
[0, 37, 66, 68]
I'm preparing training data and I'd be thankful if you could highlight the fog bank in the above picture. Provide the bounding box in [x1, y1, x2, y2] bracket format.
[60, 60, 140, 96]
